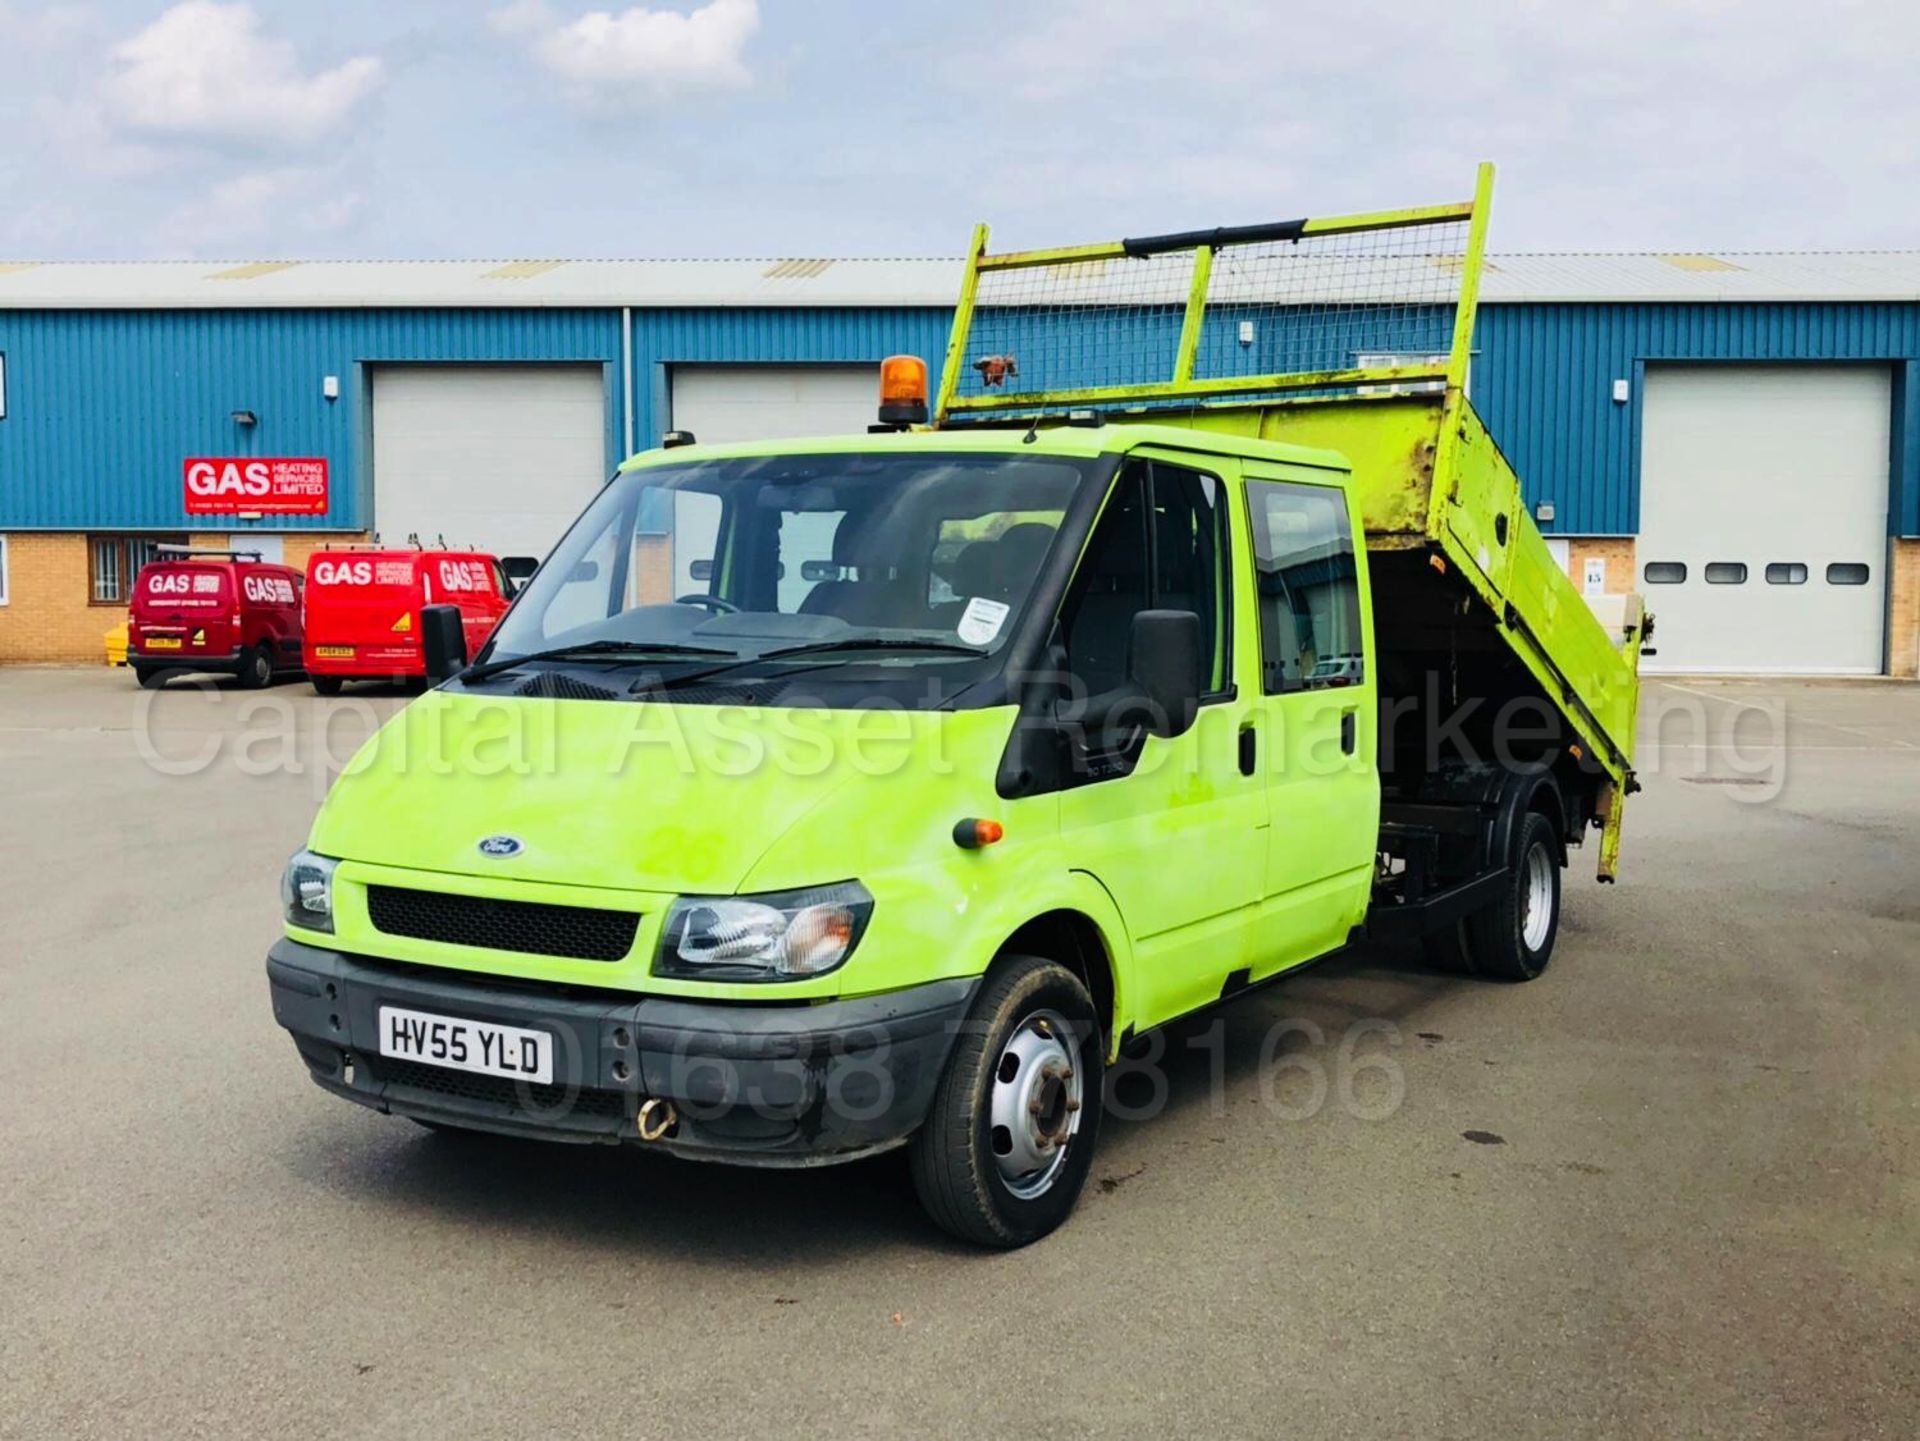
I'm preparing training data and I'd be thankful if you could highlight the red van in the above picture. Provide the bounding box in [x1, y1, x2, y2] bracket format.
[303, 548, 510, 694]
[128, 547, 305, 689]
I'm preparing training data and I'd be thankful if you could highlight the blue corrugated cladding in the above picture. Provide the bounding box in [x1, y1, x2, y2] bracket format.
[5, 300, 1918, 536]
[1473, 302, 1920, 535]
[0, 308, 622, 531]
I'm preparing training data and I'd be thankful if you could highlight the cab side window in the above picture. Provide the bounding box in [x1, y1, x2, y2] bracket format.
[1058, 461, 1229, 699]
[1247, 479, 1363, 693]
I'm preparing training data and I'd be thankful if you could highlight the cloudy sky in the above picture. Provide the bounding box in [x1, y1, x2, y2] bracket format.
[0, 0, 1914, 261]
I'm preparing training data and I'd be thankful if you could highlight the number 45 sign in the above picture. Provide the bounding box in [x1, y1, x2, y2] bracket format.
[184, 457, 329, 515]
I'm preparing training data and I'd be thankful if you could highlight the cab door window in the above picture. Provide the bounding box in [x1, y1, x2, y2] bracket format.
[1058, 460, 1230, 701]
[1247, 480, 1363, 692]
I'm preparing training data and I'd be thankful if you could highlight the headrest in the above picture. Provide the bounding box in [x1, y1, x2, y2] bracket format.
[950, 521, 1057, 600]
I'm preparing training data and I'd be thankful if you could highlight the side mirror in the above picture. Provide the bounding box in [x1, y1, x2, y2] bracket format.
[421, 603, 468, 683]
[1127, 609, 1203, 738]
[500, 556, 538, 594]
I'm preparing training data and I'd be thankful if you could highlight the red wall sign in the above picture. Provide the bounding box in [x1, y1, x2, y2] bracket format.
[183, 457, 329, 515]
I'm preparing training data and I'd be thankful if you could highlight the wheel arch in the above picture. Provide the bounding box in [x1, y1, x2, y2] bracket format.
[1496, 768, 1567, 868]
[994, 906, 1124, 1058]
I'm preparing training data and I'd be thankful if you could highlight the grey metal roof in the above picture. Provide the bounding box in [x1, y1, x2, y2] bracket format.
[0, 251, 1916, 309]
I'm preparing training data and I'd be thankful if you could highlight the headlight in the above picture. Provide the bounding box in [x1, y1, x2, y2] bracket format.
[281, 849, 339, 934]
[656, 882, 873, 982]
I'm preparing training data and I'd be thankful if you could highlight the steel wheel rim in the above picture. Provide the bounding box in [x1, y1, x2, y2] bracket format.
[988, 1007, 1083, 1200]
[1521, 841, 1554, 952]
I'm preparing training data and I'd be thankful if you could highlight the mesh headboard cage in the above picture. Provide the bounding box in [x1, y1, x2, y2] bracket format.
[934, 163, 1494, 423]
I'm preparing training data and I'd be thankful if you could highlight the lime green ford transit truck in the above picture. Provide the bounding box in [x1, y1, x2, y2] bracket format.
[267, 170, 1647, 1246]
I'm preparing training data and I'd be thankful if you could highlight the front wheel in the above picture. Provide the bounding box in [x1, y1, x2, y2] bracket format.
[909, 954, 1103, 1248]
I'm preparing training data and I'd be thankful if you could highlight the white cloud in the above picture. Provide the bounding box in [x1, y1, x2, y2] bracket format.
[105, 1, 384, 149]
[493, 0, 759, 99]
[156, 165, 366, 254]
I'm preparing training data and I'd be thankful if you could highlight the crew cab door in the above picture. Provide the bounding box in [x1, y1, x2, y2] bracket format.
[1053, 456, 1266, 1029]
[1241, 467, 1379, 973]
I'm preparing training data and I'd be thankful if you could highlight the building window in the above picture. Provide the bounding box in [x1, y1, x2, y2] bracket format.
[88, 534, 186, 605]
[1765, 563, 1808, 585]
[1355, 351, 1459, 397]
[1643, 562, 1687, 585]
[0, 535, 9, 605]
[0, 353, 8, 420]
[1704, 562, 1748, 585]
[1826, 562, 1870, 586]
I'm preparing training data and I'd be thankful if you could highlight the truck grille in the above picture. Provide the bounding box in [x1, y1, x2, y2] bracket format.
[374, 1057, 632, 1119]
[366, 885, 640, 962]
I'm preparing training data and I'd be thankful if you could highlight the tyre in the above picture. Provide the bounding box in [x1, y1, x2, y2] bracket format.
[311, 675, 345, 697]
[1464, 810, 1562, 982]
[133, 665, 167, 690]
[909, 954, 1103, 1248]
[239, 643, 273, 690]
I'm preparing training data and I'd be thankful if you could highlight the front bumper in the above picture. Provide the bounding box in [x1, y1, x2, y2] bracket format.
[266, 939, 978, 1166]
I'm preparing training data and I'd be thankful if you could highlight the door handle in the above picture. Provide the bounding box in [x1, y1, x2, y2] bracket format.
[1340, 710, 1356, 756]
[1238, 721, 1257, 776]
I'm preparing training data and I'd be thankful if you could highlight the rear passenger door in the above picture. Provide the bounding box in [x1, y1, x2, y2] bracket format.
[1053, 456, 1266, 1028]
[1242, 469, 1379, 971]
[265, 568, 303, 667]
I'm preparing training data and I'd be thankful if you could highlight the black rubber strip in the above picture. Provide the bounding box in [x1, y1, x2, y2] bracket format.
[1121, 218, 1308, 257]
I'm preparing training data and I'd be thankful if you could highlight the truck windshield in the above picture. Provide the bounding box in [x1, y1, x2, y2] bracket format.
[478, 451, 1091, 688]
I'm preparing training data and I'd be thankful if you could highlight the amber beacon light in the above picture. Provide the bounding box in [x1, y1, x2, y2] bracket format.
[878, 355, 930, 427]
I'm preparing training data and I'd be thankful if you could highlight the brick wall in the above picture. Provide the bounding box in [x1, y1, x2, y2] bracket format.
[1562, 536, 1639, 595]
[0, 534, 102, 663]
[1892, 538, 1920, 679]
[0, 532, 365, 664]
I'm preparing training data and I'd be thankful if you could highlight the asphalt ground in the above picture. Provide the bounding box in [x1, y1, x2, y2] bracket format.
[1, 667, 1914, 1438]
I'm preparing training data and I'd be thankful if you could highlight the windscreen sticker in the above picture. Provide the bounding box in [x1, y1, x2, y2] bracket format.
[956, 596, 1011, 646]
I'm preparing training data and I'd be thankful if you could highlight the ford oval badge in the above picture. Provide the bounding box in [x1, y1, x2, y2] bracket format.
[477, 835, 524, 859]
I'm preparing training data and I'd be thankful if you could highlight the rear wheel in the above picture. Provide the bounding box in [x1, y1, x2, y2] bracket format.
[909, 954, 1103, 1248]
[239, 643, 273, 689]
[311, 675, 345, 697]
[1465, 810, 1562, 982]
[133, 665, 167, 690]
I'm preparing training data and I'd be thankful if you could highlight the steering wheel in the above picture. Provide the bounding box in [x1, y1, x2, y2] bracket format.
[675, 593, 741, 614]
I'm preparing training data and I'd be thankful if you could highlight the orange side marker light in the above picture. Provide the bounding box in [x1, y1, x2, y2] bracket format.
[953, 818, 1005, 849]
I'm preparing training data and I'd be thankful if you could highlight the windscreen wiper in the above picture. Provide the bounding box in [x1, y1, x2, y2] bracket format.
[462, 640, 737, 684]
[628, 637, 991, 695]
[759, 638, 991, 661]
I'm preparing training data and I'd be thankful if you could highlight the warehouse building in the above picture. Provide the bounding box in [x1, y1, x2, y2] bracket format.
[1, 254, 1916, 674]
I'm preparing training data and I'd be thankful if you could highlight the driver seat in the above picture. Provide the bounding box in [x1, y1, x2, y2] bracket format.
[798, 515, 917, 626]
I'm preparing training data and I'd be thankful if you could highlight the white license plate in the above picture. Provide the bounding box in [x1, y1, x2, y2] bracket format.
[377, 1005, 553, 1085]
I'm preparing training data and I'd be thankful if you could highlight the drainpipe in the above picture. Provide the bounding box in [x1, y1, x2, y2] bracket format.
[621, 305, 636, 461]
